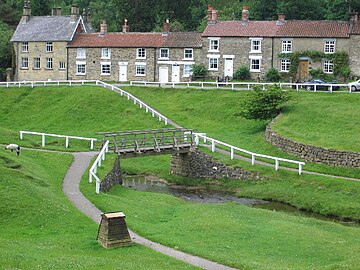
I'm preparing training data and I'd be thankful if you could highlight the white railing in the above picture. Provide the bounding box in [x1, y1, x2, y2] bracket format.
[89, 140, 109, 194]
[95, 80, 168, 125]
[19, 131, 97, 149]
[0, 80, 98, 88]
[194, 133, 305, 175]
[279, 82, 349, 93]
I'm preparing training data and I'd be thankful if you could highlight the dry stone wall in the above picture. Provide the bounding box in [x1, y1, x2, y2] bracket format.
[170, 149, 261, 180]
[265, 116, 360, 168]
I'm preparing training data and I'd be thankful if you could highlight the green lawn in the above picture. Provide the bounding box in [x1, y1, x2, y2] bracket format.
[0, 86, 165, 150]
[0, 150, 196, 269]
[122, 86, 360, 178]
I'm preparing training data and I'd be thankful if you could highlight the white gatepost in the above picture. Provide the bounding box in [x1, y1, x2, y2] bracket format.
[299, 164, 303, 175]
[42, 134, 46, 147]
[275, 159, 279, 171]
[211, 140, 215, 152]
[65, 136, 69, 148]
[20, 131, 23, 140]
[230, 147, 234, 159]
[251, 154, 255, 165]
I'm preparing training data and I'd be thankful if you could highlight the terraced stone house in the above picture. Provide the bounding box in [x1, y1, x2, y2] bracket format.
[10, 2, 93, 81]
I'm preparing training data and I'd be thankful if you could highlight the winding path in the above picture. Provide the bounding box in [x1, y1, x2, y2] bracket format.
[63, 152, 237, 270]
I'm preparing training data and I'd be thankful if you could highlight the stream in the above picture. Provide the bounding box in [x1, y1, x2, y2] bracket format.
[123, 175, 359, 227]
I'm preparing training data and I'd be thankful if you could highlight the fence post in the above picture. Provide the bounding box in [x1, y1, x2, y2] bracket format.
[90, 140, 94, 150]
[164, 118, 168, 125]
[42, 134, 46, 147]
[230, 147, 234, 159]
[211, 140, 215, 152]
[275, 159, 279, 171]
[89, 172, 93, 183]
[96, 180, 100, 194]
[251, 154, 255, 165]
[65, 136, 69, 148]
[20, 131, 23, 140]
[299, 164, 303, 175]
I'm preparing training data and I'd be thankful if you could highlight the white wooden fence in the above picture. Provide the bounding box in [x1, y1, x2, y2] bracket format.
[194, 133, 305, 175]
[19, 130, 97, 149]
[89, 140, 109, 194]
[0, 80, 98, 88]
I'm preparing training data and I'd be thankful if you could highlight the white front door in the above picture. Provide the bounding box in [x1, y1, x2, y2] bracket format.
[159, 66, 169, 83]
[119, 63, 128, 82]
[172, 65, 180, 82]
[224, 58, 234, 78]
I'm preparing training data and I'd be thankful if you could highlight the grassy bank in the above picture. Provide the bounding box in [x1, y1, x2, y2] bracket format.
[0, 150, 197, 269]
[122, 86, 360, 178]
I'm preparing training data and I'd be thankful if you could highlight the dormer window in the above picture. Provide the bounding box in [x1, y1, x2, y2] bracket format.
[159, 48, 169, 59]
[324, 39, 336, 54]
[208, 38, 220, 52]
[46, 42, 53, 52]
[101, 48, 111, 59]
[250, 38, 262, 53]
[22, 42, 29, 52]
[137, 48, 146, 59]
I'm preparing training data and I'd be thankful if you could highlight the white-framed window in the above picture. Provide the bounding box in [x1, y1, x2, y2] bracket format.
[101, 62, 111, 75]
[324, 40, 336, 54]
[136, 48, 146, 59]
[208, 38, 220, 52]
[46, 42, 53, 52]
[21, 57, 28, 69]
[280, 59, 290, 72]
[208, 58, 218, 70]
[281, 40, 292, 53]
[183, 64, 193, 77]
[59, 62, 66, 70]
[33, 57, 40, 69]
[250, 58, 261, 72]
[46, 58, 53, 69]
[184, 48, 193, 59]
[323, 60, 334, 74]
[101, 48, 111, 59]
[135, 64, 146, 76]
[159, 48, 169, 59]
[76, 61, 86, 75]
[250, 38, 262, 53]
[22, 42, 29, 52]
[77, 48, 86, 59]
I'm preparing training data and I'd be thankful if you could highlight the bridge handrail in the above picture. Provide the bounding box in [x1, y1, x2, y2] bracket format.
[89, 140, 109, 194]
[194, 133, 305, 175]
[19, 130, 97, 149]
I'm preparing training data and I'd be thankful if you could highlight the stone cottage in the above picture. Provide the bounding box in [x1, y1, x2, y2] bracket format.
[10, 1, 93, 81]
[67, 20, 202, 82]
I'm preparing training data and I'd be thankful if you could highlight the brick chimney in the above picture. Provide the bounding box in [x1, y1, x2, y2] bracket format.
[52, 7, 62, 16]
[276, 14, 285, 25]
[22, 0, 31, 24]
[100, 20, 108, 36]
[207, 5, 218, 24]
[350, 12, 359, 23]
[207, 5, 214, 21]
[242, 6, 249, 21]
[163, 19, 170, 33]
[122, 19, 129, 33]
[71, 5, 80, 22]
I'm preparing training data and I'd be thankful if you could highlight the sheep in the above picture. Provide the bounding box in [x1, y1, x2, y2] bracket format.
[5, 144, 21, 156]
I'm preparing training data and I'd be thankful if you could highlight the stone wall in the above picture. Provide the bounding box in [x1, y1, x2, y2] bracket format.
[265, 117, 360, 168]
[170, 149, 261, 180]
[100, 155, 123, 192]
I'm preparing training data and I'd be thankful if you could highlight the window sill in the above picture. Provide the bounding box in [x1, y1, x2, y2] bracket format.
[182, 74, 192, 78]
[59, 69, 66, 71]
[101, 57, 111, 60]
[280, 70, 289, 73]
[45, 68, 53, 70]
[135, 74, 146, 77]
[182, 58, 194, 61]
[100, 73, 111, 76]
[76, 57, 86, 60]
[33, 68, 41, 70]
[158, 58, 169, 61]
[208, 50, 219, 53]
[281, 51, 292, 53]
[324, 52, 335, 54]
[208, 68, 218, 71]
[76, 73, 86, 76]
[249, 51, 261, 54]
[250, 69, 261, 73]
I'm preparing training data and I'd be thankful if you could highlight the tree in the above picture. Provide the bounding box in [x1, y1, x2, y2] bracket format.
[238, 85, 291, 120]
[31, 0, 51, 16]
[0, 21, 14, 81]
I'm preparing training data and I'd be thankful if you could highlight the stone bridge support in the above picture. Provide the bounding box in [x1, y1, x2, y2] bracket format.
[100, 155, 123, 192]
[170, 149, 261, 181]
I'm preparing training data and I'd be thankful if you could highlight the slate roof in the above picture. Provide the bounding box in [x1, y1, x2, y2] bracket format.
[11, 16, 92, 42]
[68, 32, 203, 48]
[203, 20, 352, 38]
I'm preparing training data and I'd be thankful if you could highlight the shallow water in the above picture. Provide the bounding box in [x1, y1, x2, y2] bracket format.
[123, 175, 359, 227]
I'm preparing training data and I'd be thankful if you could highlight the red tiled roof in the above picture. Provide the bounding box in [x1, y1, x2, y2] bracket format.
[202, 20, 350, 38]
[68, 32, 167, 48]
[68, 32, 203, 48]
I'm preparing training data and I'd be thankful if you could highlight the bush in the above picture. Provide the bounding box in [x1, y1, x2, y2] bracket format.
[309, 68, 325, 79]
[238, 85, 291, 120]
[192, 64, 207, 77]
[265, 68, 280, 82]
[234, 66, 250, 80]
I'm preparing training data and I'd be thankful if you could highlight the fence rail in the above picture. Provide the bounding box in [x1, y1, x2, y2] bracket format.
[194, 133, 305, 174]
[89, 140, 109, 194]
[19, 130, 97, 149]
[0, 80, 98, 88]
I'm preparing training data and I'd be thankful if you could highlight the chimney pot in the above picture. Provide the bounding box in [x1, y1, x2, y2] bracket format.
[122, 19, 129, 33]
[242, 5, 249, 21]
[71, 5, 80, 22]
[22, 0, 31, 23]
[350, 12, 359, 22]
[278, 14, 285, 21]
[163, 19, 170, 33]
[52, 7, 62, 16]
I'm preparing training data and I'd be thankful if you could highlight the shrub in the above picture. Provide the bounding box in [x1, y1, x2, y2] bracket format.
[234, 66, 250, 80]
[192, 64, 207, 77]
[266, 68, 280, 82]
[309, 68, 325, 79]
[238, 85, 291, 120]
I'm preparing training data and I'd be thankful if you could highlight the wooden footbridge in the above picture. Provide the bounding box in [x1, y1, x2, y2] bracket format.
[98, 128, 196, 158]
